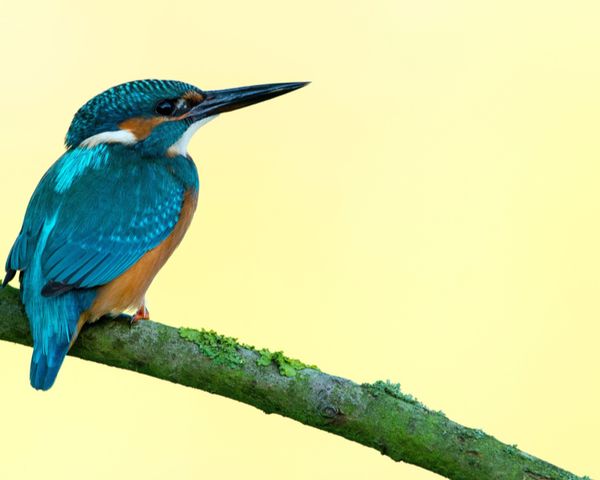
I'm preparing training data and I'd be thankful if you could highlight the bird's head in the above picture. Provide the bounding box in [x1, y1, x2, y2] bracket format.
[65, 79, 308, 157]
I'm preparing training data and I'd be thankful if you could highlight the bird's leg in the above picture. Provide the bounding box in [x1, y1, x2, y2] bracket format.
[130, 303, 150, 326]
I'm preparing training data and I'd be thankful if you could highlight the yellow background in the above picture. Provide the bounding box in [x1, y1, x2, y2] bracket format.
[0, 1, 598, 478]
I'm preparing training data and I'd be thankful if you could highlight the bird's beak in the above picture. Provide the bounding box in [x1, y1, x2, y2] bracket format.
[188, 82, 309, 119]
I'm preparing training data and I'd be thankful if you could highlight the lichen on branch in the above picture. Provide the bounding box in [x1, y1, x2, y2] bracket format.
[177, 326, 317, 376]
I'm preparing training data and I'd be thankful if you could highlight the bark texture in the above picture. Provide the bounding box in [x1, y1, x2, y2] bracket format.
[0, 285, 589, 480]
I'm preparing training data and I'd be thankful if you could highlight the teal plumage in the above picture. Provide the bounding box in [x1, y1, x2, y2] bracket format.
[7, 143, 197, 390]
[2, 78, 307, 390]
[5, 80, 201, 390]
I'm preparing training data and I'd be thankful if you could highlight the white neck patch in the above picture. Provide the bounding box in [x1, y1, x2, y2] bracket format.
[167, 115, 218, 157]
[79, 129, 138, 148]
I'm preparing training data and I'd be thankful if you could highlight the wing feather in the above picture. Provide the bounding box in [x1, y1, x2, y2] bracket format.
[4, 145, 188, 296]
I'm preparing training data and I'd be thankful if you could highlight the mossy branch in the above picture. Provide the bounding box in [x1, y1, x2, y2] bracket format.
[0, 285, 589, 480]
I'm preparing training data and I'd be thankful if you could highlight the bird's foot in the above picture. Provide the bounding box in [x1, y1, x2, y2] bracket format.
[130, 304, 150, 326]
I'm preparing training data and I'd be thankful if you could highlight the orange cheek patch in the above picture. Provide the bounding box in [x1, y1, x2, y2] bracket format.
[119, 117, 168, 140]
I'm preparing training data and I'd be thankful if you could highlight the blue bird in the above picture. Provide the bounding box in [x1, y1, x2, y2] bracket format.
[2, 79, 307, 390]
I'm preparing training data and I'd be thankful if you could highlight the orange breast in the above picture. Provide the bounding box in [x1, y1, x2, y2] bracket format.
[85, 190, 198, 321]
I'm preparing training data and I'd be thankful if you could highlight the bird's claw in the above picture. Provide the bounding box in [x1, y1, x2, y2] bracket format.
[130, 304, 150, 326]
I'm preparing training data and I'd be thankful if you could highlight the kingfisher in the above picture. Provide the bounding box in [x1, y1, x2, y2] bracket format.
[2, 79, 307, 390]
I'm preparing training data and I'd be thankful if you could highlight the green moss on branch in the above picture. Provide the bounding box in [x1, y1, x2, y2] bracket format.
[178, 326, 319, 377]
[179, 327, 245, 368]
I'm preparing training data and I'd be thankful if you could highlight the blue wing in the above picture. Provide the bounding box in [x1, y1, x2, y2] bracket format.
[6, 144, 187, 293]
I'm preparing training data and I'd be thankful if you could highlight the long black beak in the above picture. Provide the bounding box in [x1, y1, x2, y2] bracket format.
[189, 82, 309, 119]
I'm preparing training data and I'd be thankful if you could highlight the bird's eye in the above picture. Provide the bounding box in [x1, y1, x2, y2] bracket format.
[155, 100, 176, 116]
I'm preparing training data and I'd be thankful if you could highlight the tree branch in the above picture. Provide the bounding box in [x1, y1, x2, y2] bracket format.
[0, 285, 588, 480]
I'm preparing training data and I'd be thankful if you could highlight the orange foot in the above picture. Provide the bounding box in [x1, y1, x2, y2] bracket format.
[130, 304, 150, 326]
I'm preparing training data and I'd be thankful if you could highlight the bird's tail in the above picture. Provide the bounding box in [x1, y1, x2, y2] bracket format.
[30, 340, 71, 391]
[23, 281, 95, 391]
[19, 215, 96, 391]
